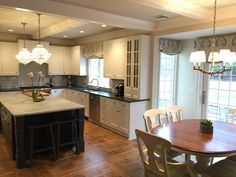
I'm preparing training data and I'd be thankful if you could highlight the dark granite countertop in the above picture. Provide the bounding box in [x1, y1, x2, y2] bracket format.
[70, 87, 149, 103]
[0, 86, 149, 103]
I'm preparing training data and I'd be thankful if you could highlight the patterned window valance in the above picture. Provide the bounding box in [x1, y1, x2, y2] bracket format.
[83, 42, 103, 59]
[194, 34, 236, 57]
[160, 39, 181, 55]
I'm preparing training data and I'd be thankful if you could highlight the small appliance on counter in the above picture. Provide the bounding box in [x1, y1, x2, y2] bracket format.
[115, 84, 124, 97]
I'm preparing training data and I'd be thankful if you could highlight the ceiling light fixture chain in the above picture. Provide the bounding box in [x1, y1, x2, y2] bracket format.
[37, 13, 41, 43]
[189, 0, 236, 75]
[22, 22, 27, 48]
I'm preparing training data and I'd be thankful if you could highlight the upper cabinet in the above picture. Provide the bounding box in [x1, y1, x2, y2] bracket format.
[71, 46, 87, 76]
[103, 38, 126, 79]
[48, 45, 86, 76]
[124, 35, 150, 100]
[0, 42, 19, 75]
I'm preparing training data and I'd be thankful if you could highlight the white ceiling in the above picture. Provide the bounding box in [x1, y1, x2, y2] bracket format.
[0, 6, 117, 40]
[51, 0, 178, 21]
[51, 23, 114, 39]
[1, 0, 236, 40]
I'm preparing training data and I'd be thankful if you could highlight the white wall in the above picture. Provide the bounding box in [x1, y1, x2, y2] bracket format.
[177, 39, 201, 118]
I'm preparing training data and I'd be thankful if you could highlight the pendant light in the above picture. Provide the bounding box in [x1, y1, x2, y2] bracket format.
[15, 22, 32, 65]
[31, 13, 51, 65]
[189, 0, 236, 75]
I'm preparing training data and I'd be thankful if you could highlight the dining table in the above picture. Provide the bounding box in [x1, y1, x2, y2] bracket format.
[152, 119, 236, 176]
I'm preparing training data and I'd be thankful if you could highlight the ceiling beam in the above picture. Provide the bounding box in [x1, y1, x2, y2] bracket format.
[31, 19, 84, 39]
[0, 0, 156, 32]
[127, 0, 210, 19]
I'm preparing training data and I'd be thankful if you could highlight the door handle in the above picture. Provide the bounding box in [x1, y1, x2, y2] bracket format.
[202, 91, 205, 104]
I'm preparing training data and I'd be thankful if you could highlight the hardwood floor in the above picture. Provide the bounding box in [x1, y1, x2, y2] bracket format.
[0, 120, 144, 177]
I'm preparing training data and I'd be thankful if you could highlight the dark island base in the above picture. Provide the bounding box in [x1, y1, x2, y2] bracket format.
[1, 106, 84, 169]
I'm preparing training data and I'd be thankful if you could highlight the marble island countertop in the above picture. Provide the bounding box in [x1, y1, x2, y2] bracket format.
[0, 93, 84, 117]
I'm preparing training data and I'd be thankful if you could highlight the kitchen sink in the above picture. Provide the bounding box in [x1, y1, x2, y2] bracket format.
[82, 89, 100, 94]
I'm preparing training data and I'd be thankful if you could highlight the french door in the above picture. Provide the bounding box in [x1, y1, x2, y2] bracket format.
[202, 65, 236, 121]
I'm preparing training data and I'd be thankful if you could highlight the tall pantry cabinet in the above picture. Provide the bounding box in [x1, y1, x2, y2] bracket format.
[124, 35, 150, 100]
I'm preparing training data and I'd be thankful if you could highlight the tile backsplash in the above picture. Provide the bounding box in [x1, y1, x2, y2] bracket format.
[0, 63, 124, 93]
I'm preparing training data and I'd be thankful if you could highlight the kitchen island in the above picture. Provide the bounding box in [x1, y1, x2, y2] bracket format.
[0, 93, 84, 168]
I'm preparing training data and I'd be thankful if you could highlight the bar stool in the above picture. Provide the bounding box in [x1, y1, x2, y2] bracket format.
[28, 122, 57, 167]
[57, 117, 79, 158]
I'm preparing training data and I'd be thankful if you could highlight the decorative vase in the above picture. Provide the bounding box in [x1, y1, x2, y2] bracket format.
[32, 89, 45, 102]
[200, 124, 213, 134]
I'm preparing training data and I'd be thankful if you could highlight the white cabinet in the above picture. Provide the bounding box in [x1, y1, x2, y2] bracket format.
[51, 89, 66, 97]
[71, 46, 87, 76]
[48, 46, 63, 75]
[65, 89, 89, 117]
[74, 91, 89, 117]
[124, 35, 150, 99]
[0, 42, 19, 75]
[100, 97, 129, 135]
[48, 46, 71, 75]
[103, 39, 125, 79]
[48, 45, 87, 76]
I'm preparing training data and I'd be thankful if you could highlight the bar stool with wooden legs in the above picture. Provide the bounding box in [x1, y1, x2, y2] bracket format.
[28, 122, 57, 167]
[56, 117, 79, 158]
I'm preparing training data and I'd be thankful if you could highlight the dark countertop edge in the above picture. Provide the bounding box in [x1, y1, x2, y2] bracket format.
[0, 86, 150, 103]
[70, 87, 149, 103]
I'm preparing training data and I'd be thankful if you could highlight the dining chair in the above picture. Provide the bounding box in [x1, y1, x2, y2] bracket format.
[228, 108, 236, 123]
[167, 105, 183, 123]
[201, 158, 236, 177]
[135, 129, 190, 177]
[143, 108, 187, 160]
[143, 109, 165, 133]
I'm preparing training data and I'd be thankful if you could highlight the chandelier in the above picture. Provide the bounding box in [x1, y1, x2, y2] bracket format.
[15, 22, 32, 65]
[189, 0, 236, 75]
[31, 13, 51, 65]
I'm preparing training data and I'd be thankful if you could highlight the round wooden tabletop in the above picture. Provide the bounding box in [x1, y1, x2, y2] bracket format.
[152, 119, 236, 156]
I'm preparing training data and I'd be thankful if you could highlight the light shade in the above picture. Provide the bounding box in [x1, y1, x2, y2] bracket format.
[189, 51, 206, 63]
[15, 48, 32, 65]
[208, 52, 221, 62]
[31, 43, 51, 65]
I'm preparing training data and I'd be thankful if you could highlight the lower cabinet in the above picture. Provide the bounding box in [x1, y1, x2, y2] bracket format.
[65, 89, 89, 117]
[100, 97, 148, 139]
[100, 97, 129, 135]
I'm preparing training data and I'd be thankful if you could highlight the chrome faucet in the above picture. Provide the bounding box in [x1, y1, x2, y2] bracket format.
[90, 78, 100, 88]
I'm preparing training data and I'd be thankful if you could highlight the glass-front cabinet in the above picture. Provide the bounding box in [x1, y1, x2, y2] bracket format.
[125, 35, 150, 99]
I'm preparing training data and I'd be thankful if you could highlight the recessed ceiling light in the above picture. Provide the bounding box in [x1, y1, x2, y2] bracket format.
[63, 35, 68, 38]
[15, 8, 31, 12]
[8, 29, 14, 32]
[80, 30, 85, 33]
[101, 24, 107, 27]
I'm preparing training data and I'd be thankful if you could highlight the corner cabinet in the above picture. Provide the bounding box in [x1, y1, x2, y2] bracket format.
[0, 42, 19, 75]
[125, 35, 150, 99]
[103, 39, 125, 79]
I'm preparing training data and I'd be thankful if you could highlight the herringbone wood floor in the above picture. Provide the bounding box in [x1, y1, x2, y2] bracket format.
[0, 120, 144, 177]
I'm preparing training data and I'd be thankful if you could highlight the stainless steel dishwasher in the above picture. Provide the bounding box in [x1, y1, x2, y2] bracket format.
[89, 94, 100, 125]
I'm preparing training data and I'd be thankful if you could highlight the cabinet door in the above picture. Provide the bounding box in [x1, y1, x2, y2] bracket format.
[103, 39, 125, 79]
[1, 42, 19, 75]
[63, 47, 72, 75]
[103, 40, 114, 78]
[48, 46, 63, 75]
